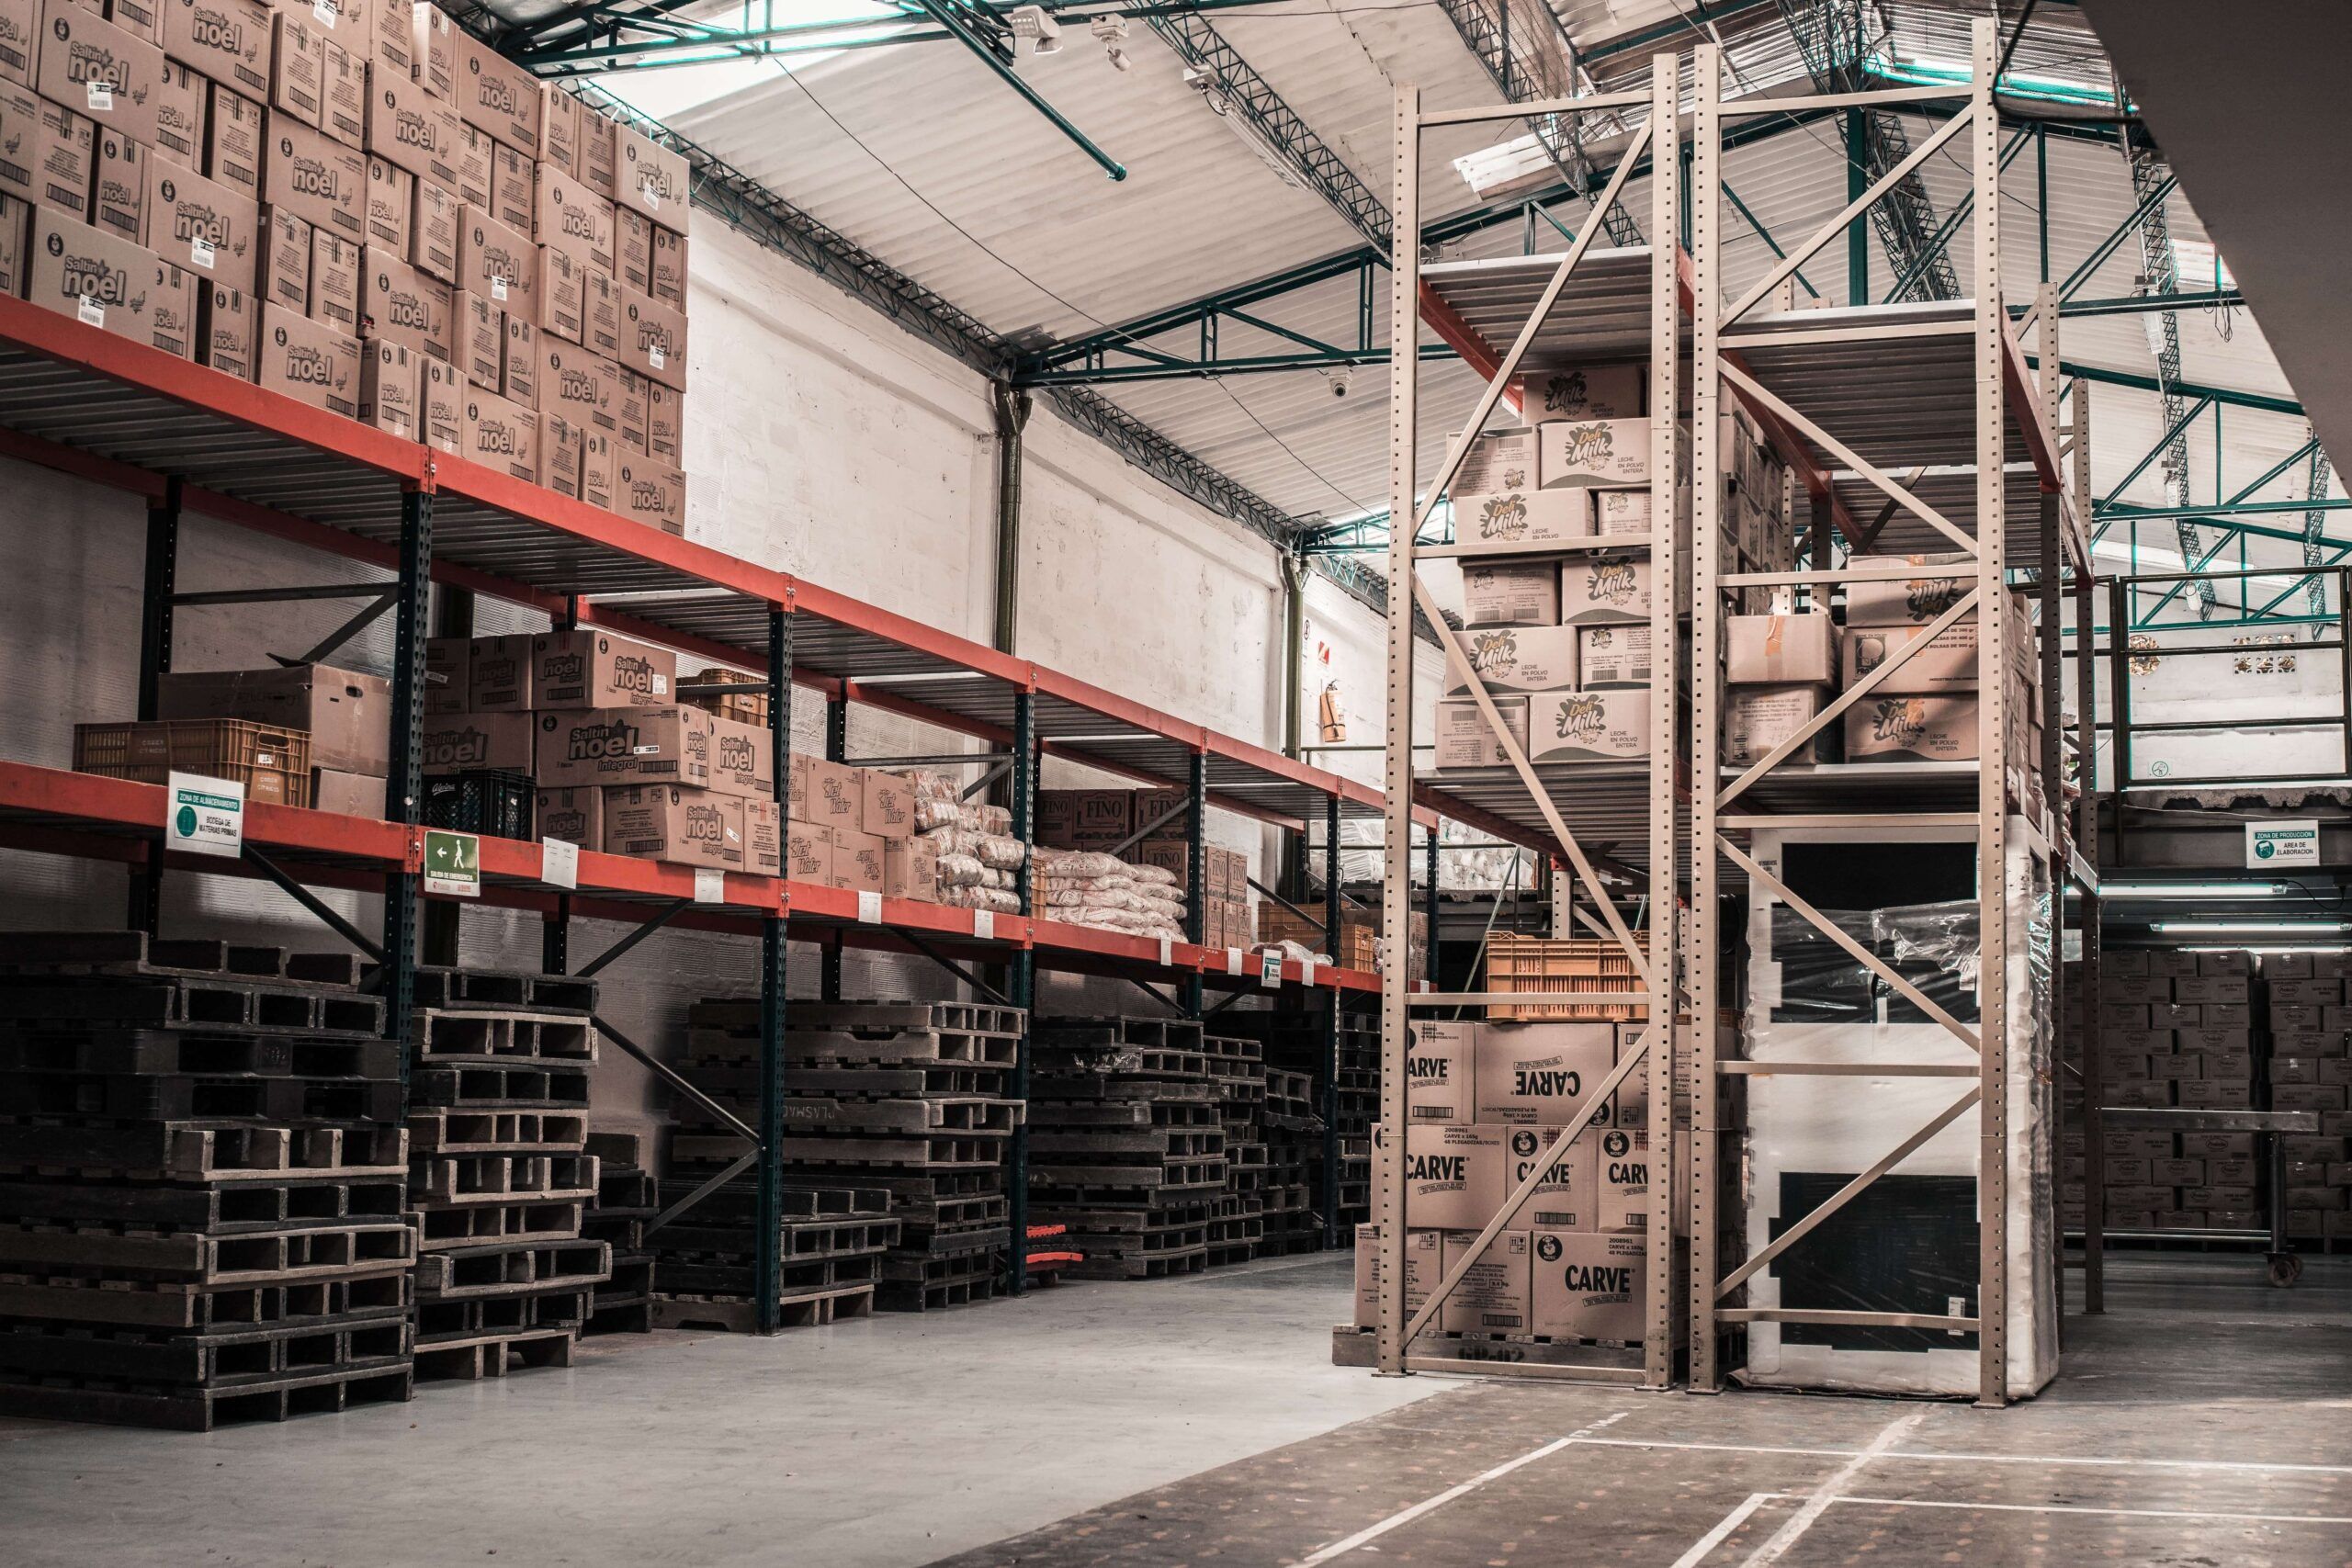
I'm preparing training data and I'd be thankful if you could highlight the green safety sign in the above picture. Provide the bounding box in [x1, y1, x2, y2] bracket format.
[165, 772, 243, 859]
[424, 829, 481, 897]
[2245, 820, 2320, 868]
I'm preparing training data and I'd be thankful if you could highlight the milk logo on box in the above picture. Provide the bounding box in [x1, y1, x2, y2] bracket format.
[1474, 492, 1530, 540]
[1551, 421, 1615, 472]
[1583, 555, 1641, 612]
[567, 716, 638, 764]
[1552, 693, 1610, 749]
[1537, 369, 1592, 417]
[48, 231, 131, 308]
[1864, 695, 1928, 749]
[1468, 628, 1521, 680]
[1905, 575, 1968, 619]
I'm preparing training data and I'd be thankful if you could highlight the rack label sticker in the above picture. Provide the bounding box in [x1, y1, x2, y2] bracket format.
[1301, 958, 1317, 987]
[165, 772, 243, 859]
[1259, 951, 1282, 988]
[973, 909, 994, 941]
[541, 837, 579, 890]
[694, 867, 725, 905]
[189, 237, 215, 271]
[1225, 947, 1243, 975]
[423, 829, 481, 897]
[856, 890, 882, 924]
[2247, 820, 2319, 867]
[75, 296, 103, 328]
[85, 82, 110, 111]
[1158, 937, 1172, 968]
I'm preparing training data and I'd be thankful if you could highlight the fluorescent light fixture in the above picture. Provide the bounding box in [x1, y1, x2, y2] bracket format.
[2177, 944, 2352, 953]
[2098, 882, 2290, 899]
[2151, 919, 2351, 933]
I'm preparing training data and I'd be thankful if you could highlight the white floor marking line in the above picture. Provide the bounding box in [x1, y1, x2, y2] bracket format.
[1736, 1409, 1927, 1568]
[1293, 1410, 1630, 1567]
[1668, 1493, 1773, 1568]
[1821, 1495, 2352, 1528]
[1566, 1436, 2352, 1478]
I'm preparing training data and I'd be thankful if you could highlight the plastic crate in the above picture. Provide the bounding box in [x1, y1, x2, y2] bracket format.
[1484, 932, 1652, 1021]
[73, 719, 313, 807]
[424, 770, 535, 840]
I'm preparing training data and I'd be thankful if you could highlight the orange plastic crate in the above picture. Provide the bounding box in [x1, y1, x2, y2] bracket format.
[74, 719, 314, 808]
[1483, 931, 1652, 1021]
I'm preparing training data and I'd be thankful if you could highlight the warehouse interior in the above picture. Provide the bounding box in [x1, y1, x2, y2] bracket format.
[1, 0, 2349, 1564]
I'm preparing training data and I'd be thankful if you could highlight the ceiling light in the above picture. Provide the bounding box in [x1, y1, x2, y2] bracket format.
[2177, 944, 2352, 953]
[2098, 882, 2292, 899]
[1184, 67, 1305, 190]
[1007, 5, 1060, 54]
[2151, 919, 2351, 934]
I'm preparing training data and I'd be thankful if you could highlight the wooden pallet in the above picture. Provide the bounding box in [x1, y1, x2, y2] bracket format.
[0, 1358, 413, 1430]
[413, 1326, 576, 1382]
[649, 1282, 876, 1332]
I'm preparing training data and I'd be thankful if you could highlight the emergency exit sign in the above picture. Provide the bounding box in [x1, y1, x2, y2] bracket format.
[2246, 820, 2320, 868]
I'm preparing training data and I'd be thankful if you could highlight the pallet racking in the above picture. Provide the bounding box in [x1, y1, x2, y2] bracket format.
[0, 276, 1499, 1327]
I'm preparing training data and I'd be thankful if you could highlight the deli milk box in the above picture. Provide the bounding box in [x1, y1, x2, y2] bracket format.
[1529, 689, 1650, 763]
[1445, 625, 1577, 697]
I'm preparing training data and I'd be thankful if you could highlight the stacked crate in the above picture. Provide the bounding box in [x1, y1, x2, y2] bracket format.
[1201, 1032, 1266, 1266]
[397, 966, 610, 1379]
[2263, 953, 2352, 1243]
[581, 1129, 656, 1333]
[0, 931, 413, 1430]
[666, 998, 1019, 1316]
[1028, 1018, 1226, 1280]
[1256, 1067, 1324, 1254]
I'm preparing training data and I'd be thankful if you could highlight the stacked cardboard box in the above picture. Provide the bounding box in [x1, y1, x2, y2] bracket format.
[788, 755, 929, 897]
[1255, 903, 1428, 976]
[142, 661, 390, 812]
[5, 0, 689, 532]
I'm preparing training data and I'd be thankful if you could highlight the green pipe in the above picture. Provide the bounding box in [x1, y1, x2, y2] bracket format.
[909, 0, 1125, 180]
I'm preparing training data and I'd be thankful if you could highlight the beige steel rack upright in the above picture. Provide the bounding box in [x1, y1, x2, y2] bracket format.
[1376, 57, 1684, 1386]
[1683, 17, 2086, 1407]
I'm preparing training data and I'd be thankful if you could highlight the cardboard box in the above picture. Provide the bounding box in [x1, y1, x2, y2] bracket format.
[1476, 1021, 1614, 1125]
[486, 139, 527, 231]
[451, 118, 488, 209]
[579, 425, 614, 508]
[537, 336, 616, 440]
[456, 202, 531, 315]
[799, 758, 862, 829]
[1398, 1122, 1507, 1231]
[883, 833, 937, 901]
[1452, 488, 1589, 550]
[743, 795, 780, 876]
[410, 0, 452, 97]
[604, 784, 740, 869]
[422, 709, 532, 775]
[540, 408, 583, 499]
[358, 244, 448, 355]
[1407, 1019, 1476, 1123]
[1529, 689, 1649, 762]
[467, 632, 532, 709]
[1593, 1126, 1655, 1231]
[455, 25, 540, 153]
[461, 382, 537, 480]
[1440, 1228, 1532, 1336]
[1446, 624, 1577, 696]
[859, 769, 913, 840]
[616, 287, 683, 389]
[534, 784, 601, 849]
[540, 81, 579, 177]
[196, 276, 248, 375]
[27, 207, 153, 341]
[268, 8, 321, 128]
[263, 113, 363, 243]
[500, 308, 534, 408]
[452, 285, 496, 386]
[531, 627, 675, 710]
[646, 379, 680, 463]
[254, 202, 306, 310]
[1530, 1229, 1650, 1341]
[0, 0, 32, 84]
[367, 62, 455, 187]
[705, 715, 773, 799]
[320, 33, 364, 149]
[408, 172, 455, 281]
[165, 0, 267, 98]
[1577, 624, 1650, 687]
[616, 364, 648, 453]
[0, 78, 90, 220]
[615, 453, 684, 535]
[1432, 694, 1526, 770]
[155, 661, 390, 773]
[424, 635, 468, 715]
[612, 199, 649, 291]
[537, 705, 710, 789]
[1559, 550, 1651, 626]
[311, 765, 384, 817]
[419, 349, 459, 452]
[1037, 786, 1128, 847]
[830, 826, 884, 893]
[1843, 694, 1979, 762]
[1726, 612, 1835, 685]
[1499, 1126, 1598, 1230]
[531, 237, 581, 343]
[784, 818, 831, 882]
[1351, 1224, 1439, 1330]
[1723, 684, 1835, 767]
[363, 153, 410, 252]
[203, 81, 261, 197]
[307, 222, 356, 329]
[1840, 619, 2015, 694]
[581, 264, 618, 358]
[533, 160, 610, 274]
[1460, 560, 1559, 627]
[1515, 363, 1643, 420]
[649, 221, 684, 308]
[367, 0, 405, 76]
[145, 160, 254, 290]
[90, 125, 141, 242]
[1541, 417, 1651, 488]
[1453, 427, 1536, 495]
[37, 0, 164, 148]
[0, 187, 28, 295]
[152, 56, 203, 169]
[1843, 553, 1973, 626]
[613, 119, 684, 228]
[355, 336, 414, 436]
[582, 101, 613, 196]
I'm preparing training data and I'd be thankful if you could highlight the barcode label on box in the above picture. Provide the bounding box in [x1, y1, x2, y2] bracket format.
[492, 276, 508, 301]
[650, 346, 665, 370]
[76, 296, 104, 328]
[86, 82, 111, 111]
[190, 237, 215, 271]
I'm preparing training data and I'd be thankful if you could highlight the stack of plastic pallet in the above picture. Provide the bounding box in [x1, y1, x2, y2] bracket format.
[0, 931, 413, 1430]
[667, 998, 1020, 1315]
[1237, 1010, 1375, 1235]
[1027, 1018, 1227, 1280]
[582, 1130, 658, 1334]
[1202, 1032, 1266, 1266]
[1256, 1066, 1324, 1254]
[647, 1180, 898, 1331]
[395, 967, 611, 1381]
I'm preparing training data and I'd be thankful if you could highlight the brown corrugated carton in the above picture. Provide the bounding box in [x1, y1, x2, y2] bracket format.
[534, 237, 581, 344]
[604, 784, 740, 870]
[28, 208, 153, 340]
[706, 715, 774, 799]
[461, 384, 537, 482]
[90, 125, 141, 242]
[1396, 1122, 1507, 1230]
[1723, 684, 1835, 767]
[614, 200, 648, 291]
[467, 632, 532, 710]
[363, 153, 409, 251]
[145, 160, 254, 292]
[457, 202, 532, 316]
[262, 113, 362, 243]
[407, 173, 455, 281]
[799, 758, 861, 829]
[488, 140, 526, 231]
[830, 826, 884, 893]
[1530, 1229, 1658, 1341]
[580, 425, 614, 509]
[646, 379, 680, 463]
[883, 834, 937, 900]
[533, 159, 611, 275]
[151, 56, 202, 168]
[1460, 560, 1559, 627]
[1528, 690, 1650, 763]
[307, 222, 356, 330]
[1476, 1021, 1615, 1125]
[1725, 611, 1835, 684]
[1440, 1228, 1532, 1336]
[1577, 623, 1649, 687]
[616, 288, 683, 389]
[1559, 550, 1652, 626]
[1843, 694, 1980, 762]
[1432, 694, 1527, 770]
[196, 277, 247, 375]
[204, 81, 261, 196]
[537, 337, 616, 438]
[451, 119, 487, 209]
[1037, 787, 1128, 848]
[320, 34, 363, 149]
[743, 796, 780, 876]
[366, 0, 405, 76]
[580, 264, 617, 356]
[615, 453, 684, 535]
[537, 706, 710, 789]
[0, 81, 91, 219]
[1407, 1019, 1476, 1123]
[1445, 624, 1577, 696]
[422, 710, 531, 775]
[500, 308, 534, 408]
[366, 63, 455, 187]
[454, 26, 539, 152]
[423, 635, 467, 715]
[859, 769, 914, 840]
[784, 818, 831, 883]
[1515, 364, 1644, 420]
[107, 0, 164, 45]
[453, 286, 496, 387]
[541, 82, 579, 176]
[410, 0, 452, 97]
[0, 0, 32, 83]
[165, 0, 268, 98]
[582, 107, 612, 196]
[156, 661, 390, 773]
[650, 223, 684, 309]
[148, 255, 194, 355]
[1843, 553, 1973, 626]
[1351, 1224, 1437, 1329]
[356, 336, 414, 437]
[540, 408, 583, 499]
[311, 766, 384, 817]
[614, 120, 684, 229]
[1499, 1127, 1597, 1230]
[254, 202, 305, 310]
[1593, 1126, 1653, 1232]
[534, 785, 601, 850]
[531, 627, 674, 709]
[358, 244, 448, 357]
[37, 0, 164, 148]
[615, 363, 647, 452]
[268, 9, 321, 128]
[419, 350, 459, 452]
[1839, 616, 2029, 694]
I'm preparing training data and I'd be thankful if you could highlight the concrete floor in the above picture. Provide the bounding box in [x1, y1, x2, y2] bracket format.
[2, 1248, 2347, 1568]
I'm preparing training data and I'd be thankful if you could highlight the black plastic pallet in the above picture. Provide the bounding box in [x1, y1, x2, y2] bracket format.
[0, 1312, 410, 1384]
[412, 1010, 597, 1063]
[0, 1217, 414, 1284]
[0, 1265, 411, 1329]
[0, 1119, 407, 1181]
[411, 1061, 593, 1110]
[0, 979, 380, 1035]
[0, 1176, 405, 1232]
[406, 1108, 589, 1155]
[380, 966, 597, 1015]
[0, 1070, 399, 1123]
[649, 1282, 875, 1332]
[0, 1359, 412, 1430]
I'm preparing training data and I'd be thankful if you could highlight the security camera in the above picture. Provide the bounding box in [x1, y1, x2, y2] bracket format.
[1325, 367, 1354, 400]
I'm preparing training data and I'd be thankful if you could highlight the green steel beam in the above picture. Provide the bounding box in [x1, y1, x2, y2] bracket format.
[2052, 289, 2242, 319]
[2095, 395, 2214, 514]
[1883, 126, 2032, 304]
[2029, 357, 2304, 418]
[2059, 171, 2177, 299]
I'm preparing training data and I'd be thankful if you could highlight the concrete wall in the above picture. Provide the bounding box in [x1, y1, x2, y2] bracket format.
[0, 219, 1418, 1153]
